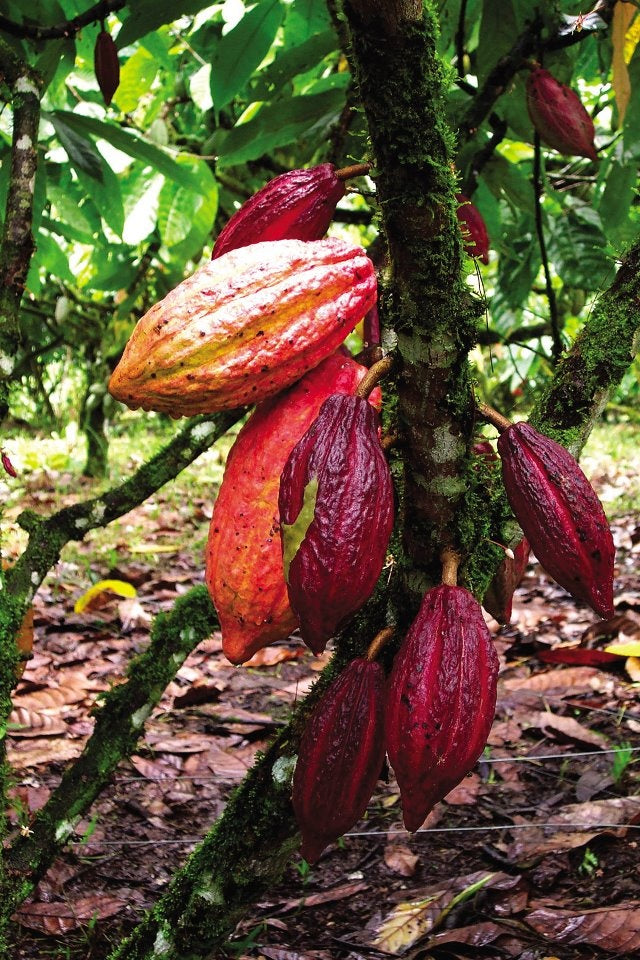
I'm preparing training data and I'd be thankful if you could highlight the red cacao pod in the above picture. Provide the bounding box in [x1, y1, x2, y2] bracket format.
[108, 238, 377, 417]
[292, 656, 387, 863]
[279, 394, 394, 654]
[497, 422, 614, 618]
[94, 30, 120, 107]
[205, 351, 381, 665]
[525, 67, 597, 161]
[386, 585, 499, 832]
[2, 450, 17, 478]
[212, 164, 345, 259]
[456, 194, 489, 264]
[483, 537, 530, 624]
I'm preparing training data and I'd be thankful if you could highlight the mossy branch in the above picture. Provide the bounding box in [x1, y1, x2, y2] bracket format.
[532, 239, 640, 451]
[108, 584, 391, 960]
[2, 587, 219, 917]
[0, 38, 42, 421]
[5, 409, 244, 619]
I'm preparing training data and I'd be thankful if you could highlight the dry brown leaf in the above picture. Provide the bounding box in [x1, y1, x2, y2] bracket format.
[118, 596, 152, 631]
[15, 895, 125, 934]
[527, 901, 640, 952]
[526, 712, 608, 748]
[130, 755, 181, 781]
[443, 773, 481, 805]
[504, 666, 602, 693]
[8, 707, 67, 737]
[384, 843, 419, 877]
[549, 796, 640, 829]
[13, 684, 88, 711]
[273, 881, 369, 914]
[244, 645, 306, 667]
[7, 738, 83, 768]
[428, 920, 504, 949]
[260, 950, 334, 960]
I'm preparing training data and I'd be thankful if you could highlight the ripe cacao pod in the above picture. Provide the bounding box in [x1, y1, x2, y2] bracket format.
[205, 351, 381, 665]
[108, 238, 377, 417]
[279, 394, 394, 654]
[94, 29, 120, 107]
[292, 656, 387, 863]
[386, 585, 499, 832]
[497, 422, 615, 619]
[483, 537, 530, 624]
[212, 164, 345, 259]
[456, 194, 489, 264]
[525, 67, 597, 161]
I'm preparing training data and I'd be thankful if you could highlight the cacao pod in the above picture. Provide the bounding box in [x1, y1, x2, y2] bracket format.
[497, 422, 615, 619]
[483, 537, 530, 624]
[292, 656, 387, 863]
[2, 450, 17, 478]
[94, 29, 120, 107]
[108, 238, 377, 417]
[279, 394, 394, 654]
[212, 164, 345, 259]
[456, 194, 489, 264]
[205, 351, 381, 665]
[525, 67, 597, 161]
[386, 585, 499, 832]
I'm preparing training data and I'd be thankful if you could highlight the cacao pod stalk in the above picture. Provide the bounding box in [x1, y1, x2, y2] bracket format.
[205, 351, 381, 665]
[386, 584, 499, 832]
[497, 421, 614, 618]
[108, 238, 377, 417]
[292, 655, 387, 863]
[279, 394, 394, 654]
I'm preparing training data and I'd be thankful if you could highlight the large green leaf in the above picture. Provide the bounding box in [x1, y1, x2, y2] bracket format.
[113, 47, 159, 114]
[217, 86, 346, 166]
[251, 28, 337, 99]
[283, 0, 331, 41]
[496, 213, 540, 310]
[75, 157, 125, 238]
[48, 112, 104, 183]
[116, 0, 216, 49]
[158, 159, 218, 249]
[52, 111, 204, 193]
[210, 0, 285, 110]
[547, 206, 614, 291]
[598, 159, 637, 232]
[483, 154, 535, 216]
[477, 0, 517, 83]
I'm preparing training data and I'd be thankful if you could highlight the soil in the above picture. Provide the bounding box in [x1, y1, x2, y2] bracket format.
[5, 486, 640, 960]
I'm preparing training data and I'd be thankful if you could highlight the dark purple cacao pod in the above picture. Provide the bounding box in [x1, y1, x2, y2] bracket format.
[498, 422, 614, 619]
[94, 30, 120, 107]
[483, 537, 530, 624]
[212, 164, 345, 259]
[526, 67, 597, 161]
[292, 656, 387, 863]
[456, 194, 490, 264]
[279, 394, 394, 654]
[386, 585, 499, 832]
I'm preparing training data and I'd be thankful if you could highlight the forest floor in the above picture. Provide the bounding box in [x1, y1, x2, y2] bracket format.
[3, 421, 640, 960]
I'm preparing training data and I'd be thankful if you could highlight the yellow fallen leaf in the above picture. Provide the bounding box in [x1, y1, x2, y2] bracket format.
[604, 641, 640, 657]
[75, 579, 137, 613]
[625, 656, 640, 681]
[613, 0, 638, 123]
[129, 544, 178, 554]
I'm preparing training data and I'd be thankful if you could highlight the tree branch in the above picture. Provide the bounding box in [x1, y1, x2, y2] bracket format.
[5, 409, 245, 614]
[0, 0, 126, 40]
[533, 132, 563, 361]
[0, 39, 42, 420]
[3, 587, 218, 917]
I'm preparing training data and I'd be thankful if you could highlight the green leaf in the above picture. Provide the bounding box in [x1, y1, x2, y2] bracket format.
[281, 477, 318, 583]
[33, 230, 75, 283]
[210, 0, 285, 110]
[113, 47, 158, 114]
[284, 0, 331, 40]
[477, 0, 517, 83]
[122, 166, 165, 245]
[496, 213, 540, 310]
[217, 87, 345, 166]
[75, 156, 125, 238]
[48, 112, 104, 183]
[546, 207, 614, 290]
[598, 160, 637, 233]
[52, 111, 203, 192]
[483, 154, 535, 216]
[251, 28, 337, 99]
[158, 158, 218, 249]
[116, 0, 217, 49]
[35, 37, 74, 92]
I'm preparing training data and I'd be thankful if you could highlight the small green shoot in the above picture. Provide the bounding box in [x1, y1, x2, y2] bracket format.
[610, 741, 634, 784]
[578, 847, 599, 877]
[294, 857, 313, 885]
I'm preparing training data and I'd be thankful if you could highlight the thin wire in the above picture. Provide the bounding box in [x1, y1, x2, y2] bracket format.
[65, 821, 640, 848]
[104, 746, 640, 783]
